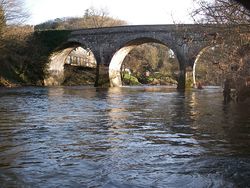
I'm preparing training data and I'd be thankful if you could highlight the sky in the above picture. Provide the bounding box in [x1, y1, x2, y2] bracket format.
[24, 0, 196, 25]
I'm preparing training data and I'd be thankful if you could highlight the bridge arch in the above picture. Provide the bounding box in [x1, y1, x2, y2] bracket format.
[109, 37, 178, 87]
[44, 42, 97, 86]
[192, 46, 214, 88]
[192, 44, 231, 88]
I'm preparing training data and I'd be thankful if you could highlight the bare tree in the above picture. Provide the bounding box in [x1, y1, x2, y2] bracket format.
[35, 7, 127, 30]
[0, 2, 6, 34]
[191, 0, 250, 24]
[0, 0, 29, 25]
[81, 7, 126, 28]
[0, 0, 29, 49]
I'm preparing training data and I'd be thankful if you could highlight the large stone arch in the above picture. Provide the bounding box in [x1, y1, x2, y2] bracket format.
[44, 42, 97, 86]
[108, 37, 179, 87]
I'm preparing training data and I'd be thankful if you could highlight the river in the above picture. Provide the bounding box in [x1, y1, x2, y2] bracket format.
[0, 86, 249, 188]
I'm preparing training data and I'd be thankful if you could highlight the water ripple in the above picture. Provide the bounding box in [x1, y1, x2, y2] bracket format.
[0, 86, 249, 187]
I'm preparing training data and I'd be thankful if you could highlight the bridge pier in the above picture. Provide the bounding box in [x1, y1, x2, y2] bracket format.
[175, 48, 188, 90]
[177, 68, 186, 90]
[95, 64, 110, 87]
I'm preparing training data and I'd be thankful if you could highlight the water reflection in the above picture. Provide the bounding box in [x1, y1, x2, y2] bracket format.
[0, 86, 249, 187]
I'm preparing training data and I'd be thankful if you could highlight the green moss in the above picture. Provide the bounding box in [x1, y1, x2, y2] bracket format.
[123, 73, 141, 85]
[146, 76, 154, 82]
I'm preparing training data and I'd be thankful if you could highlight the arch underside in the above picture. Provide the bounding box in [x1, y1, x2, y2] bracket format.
[44, 44, 97, 86]
[109, 37, 175, 87]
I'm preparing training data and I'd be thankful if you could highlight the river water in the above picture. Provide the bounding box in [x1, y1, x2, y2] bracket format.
[0, 86, 249, 188]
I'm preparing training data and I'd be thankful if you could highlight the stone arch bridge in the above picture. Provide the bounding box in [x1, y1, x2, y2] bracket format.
[43, 24, 250, 89]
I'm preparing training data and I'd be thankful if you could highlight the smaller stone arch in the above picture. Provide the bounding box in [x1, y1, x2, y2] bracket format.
[109, 37, 178, 87]
[192, 44, 230, 88]
[44, 42, 97, 86]
[192, 46, 212, 88]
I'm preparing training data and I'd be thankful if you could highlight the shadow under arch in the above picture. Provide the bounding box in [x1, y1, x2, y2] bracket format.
[109, 37, 178, 87]
[44, 42, 97, 86]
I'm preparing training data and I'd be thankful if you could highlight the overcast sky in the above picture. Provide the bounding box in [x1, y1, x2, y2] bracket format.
[25, 0, 196, 25]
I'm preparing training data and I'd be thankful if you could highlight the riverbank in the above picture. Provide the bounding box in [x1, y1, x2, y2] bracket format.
[0, 77, 19, 88]
[0, 27, 72, 88]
